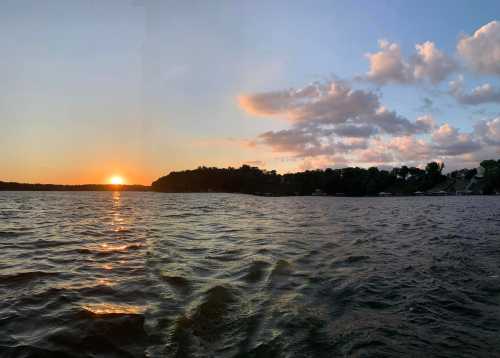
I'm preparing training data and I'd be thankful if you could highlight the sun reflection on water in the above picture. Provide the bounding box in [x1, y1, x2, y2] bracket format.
[80, 191, 145, 317]
[101, 263, 113, 270]
[82, 303, 145, 315]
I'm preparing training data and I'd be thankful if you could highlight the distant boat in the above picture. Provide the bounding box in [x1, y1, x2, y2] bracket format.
[414, 191, 425, 196]
[378, 192, 393, 197]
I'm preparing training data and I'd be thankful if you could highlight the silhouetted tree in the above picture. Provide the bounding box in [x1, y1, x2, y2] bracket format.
[149, 159, 499, 196]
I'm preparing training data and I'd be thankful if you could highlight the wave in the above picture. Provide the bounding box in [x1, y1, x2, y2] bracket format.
[0, 271, 59, 285]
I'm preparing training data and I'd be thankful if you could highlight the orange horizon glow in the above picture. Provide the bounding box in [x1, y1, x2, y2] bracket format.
[109, 176, 125, 185]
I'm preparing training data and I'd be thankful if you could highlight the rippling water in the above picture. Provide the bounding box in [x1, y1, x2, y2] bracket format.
[1, 192, 500, 357]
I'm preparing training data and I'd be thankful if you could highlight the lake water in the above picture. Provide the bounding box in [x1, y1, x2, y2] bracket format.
[1, 192, 500, 357]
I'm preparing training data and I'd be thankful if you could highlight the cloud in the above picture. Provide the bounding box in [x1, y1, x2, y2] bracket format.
[239, 81, 378, 123]
[331, 123, 379, 137]
[474, 117, 500, 146]
[298, 156, 350, 171]
[449, 77, 500, 105]
[362, 124, 482, 164]
[258, 129, 321, 155]
[431, 123, 482, 155]
[365, 40, 456, 84]
[358, 144, 395, 163]
[370, 108, 434, 135]
[238, 80, 453, 165]
[239, 79, 445, 167]
[365, 40, 411, 84]
[386, 136, 432, 161]
[413, 41, 458, 83]
[237, 24, 500, 171]
[257, 129, 368, 158]
[239, 80, 430, 136]
[458, 21, 500, 75]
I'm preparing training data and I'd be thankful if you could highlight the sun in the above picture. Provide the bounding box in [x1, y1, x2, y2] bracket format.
[109, 176, 125, 185]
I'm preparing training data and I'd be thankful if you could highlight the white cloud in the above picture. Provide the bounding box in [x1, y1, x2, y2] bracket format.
[458, 21, 500, 75]
[365, 40, 456, 84]
[475, 117, 500, 146]
[365, 40, 411, 84]
[431, 123, 481, 155]
[413, 41, 457, 84]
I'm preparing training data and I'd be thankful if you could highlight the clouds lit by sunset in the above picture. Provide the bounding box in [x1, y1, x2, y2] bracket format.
[1, 1, 500, 184]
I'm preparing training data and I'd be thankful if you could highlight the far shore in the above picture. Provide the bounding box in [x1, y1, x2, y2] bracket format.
[1, 182, 499, 197]
[4, 158, 500, 196]
[0, 182, 151, 192]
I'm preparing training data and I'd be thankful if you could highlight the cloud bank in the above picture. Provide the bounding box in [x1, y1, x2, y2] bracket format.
[239, 80, 500, 169]
[238, 20, 500, 170]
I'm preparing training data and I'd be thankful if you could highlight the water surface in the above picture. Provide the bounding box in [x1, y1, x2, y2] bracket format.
[1, 192, 500, 357]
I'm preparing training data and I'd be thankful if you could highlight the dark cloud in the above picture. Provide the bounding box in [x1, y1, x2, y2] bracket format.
[331, 123, 379, 137]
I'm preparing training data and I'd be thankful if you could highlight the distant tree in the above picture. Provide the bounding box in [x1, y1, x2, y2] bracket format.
[480, 160, 498, 170]
[425, 161, 444, 175]
[480, 160, 500, 193]
[399, 166, 409, 180]
[408, 167, 424, 177]
[149, 159, 498, 196]
[465, 169, 477, 180]
[422, 161, 446, 189]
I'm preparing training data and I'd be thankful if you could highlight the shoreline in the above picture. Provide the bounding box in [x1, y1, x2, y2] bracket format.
[1, 188, 498, 197]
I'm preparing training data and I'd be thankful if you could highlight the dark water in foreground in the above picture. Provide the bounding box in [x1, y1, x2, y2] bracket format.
[1, 192, 500, 357]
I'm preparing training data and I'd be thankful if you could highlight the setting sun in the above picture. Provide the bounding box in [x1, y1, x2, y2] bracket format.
[109, 176, 125, 185]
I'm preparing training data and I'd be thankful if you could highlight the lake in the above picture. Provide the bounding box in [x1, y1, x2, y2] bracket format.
[1, 192, 500, 357]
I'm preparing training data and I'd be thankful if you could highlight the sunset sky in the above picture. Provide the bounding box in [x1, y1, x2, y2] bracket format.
[1, 0, 500, 185]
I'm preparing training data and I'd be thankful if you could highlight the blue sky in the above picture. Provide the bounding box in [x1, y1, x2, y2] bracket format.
[1, 0, 499, 184]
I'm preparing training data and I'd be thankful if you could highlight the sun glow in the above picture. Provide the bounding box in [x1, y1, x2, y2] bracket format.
[109, 176, 125, 185]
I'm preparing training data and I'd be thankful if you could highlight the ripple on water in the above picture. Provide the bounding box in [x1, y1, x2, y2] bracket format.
[2, 192, 500, 357]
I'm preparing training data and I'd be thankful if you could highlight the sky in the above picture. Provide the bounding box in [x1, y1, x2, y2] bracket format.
[1, 0, 500, 185]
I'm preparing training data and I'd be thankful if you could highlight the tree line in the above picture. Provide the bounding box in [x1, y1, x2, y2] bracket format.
[152, 160, 500, 196]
